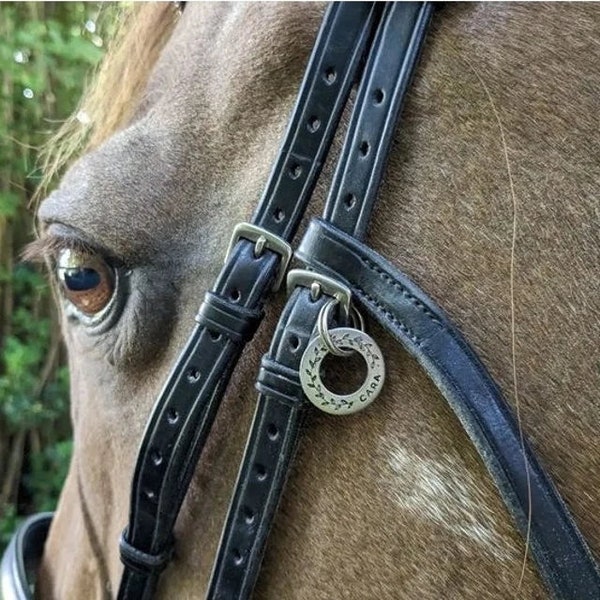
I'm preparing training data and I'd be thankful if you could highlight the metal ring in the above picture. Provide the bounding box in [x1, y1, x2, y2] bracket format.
[300, 326, 386, 415]
[350, 305, 365, 332]
[317, 299, 365, 357]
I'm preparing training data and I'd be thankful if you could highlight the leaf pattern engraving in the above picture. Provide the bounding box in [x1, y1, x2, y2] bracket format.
[300, 327, 385, 413]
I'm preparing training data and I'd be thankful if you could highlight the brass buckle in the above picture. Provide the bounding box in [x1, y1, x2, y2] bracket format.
[286, 269, 351, 321]
[225, 223, 292, 292]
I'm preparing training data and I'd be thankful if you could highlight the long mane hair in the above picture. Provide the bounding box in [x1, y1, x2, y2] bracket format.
[37, 3, 179, 198]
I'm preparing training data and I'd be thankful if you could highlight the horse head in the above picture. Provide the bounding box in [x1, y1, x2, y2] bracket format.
[18, 3, 600, 598]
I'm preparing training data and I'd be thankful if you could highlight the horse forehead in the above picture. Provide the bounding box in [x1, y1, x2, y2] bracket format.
[37, 1, 600, 264]
[146, 2, 325, 108]
[37, 121, 195, 261]
[38, 3, 326, 263]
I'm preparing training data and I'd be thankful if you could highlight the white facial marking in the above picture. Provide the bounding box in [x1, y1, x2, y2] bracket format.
[383, 440, 517, 561]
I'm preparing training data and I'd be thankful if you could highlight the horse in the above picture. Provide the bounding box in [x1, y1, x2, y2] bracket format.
[23, 2, 600, 598]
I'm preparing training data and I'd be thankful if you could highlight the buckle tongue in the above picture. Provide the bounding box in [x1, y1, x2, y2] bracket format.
[225, 223, 292, 292]
[286, 269, 352, 321]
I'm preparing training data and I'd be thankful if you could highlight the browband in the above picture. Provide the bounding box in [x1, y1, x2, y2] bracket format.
[3, 3, 599, 600]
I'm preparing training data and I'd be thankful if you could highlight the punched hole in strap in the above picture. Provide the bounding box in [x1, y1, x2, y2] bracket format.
[288, 163, 302, 180]
[242, 506, 255, 524]
[344, 193, 356, 210]
[323, 66, 337, 84]
[288, 334, 301, 351]
[254, 464, 268, 481]
[119, 530, 174, 575]
[267, 423, 279, 441]
[373, 88, 385, 105]
[307, 115, 321, 132]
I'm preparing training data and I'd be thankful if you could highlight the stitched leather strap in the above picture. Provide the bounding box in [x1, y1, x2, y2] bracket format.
[206, 288, 328, 600]
[296, 218, 600, 599]
[323, 0, 432, 238]
[117, 4, 379, 599]
[206, 5, 433, 599]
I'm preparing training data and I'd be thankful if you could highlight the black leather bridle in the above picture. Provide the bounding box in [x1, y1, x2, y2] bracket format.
[3, 3, 600, 599]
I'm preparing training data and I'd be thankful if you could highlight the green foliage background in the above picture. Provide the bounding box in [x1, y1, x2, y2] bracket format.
[0, 2, 112, 552]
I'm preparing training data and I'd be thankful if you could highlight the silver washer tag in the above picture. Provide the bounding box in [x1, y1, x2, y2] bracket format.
[299, 327, 385, 415]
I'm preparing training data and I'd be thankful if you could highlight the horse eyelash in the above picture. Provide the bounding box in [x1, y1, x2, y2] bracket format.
[21, 235, 99, 264]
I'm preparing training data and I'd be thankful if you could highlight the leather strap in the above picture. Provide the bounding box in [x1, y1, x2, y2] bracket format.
[296, 218, 600, 599]
[206, 5, 433, 599]
[208, 1, 600, 597]
[0, 513, 53, 600]
[118, 4, 379, 599]
[323, 0, 432, 239]
[206, 288, 329, 600]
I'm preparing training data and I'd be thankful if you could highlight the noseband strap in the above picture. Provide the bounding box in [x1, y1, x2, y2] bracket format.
[1, 513, 52, 600]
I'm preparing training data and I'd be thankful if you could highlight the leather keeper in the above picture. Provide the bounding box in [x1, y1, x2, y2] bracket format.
[255, 356, 305, 407]
[119, 530, 174, 575]
[196, 291, 263, 344]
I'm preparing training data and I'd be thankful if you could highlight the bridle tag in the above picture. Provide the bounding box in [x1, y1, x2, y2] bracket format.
[292, 274, 386, 415]
[300, 324, 385, 415]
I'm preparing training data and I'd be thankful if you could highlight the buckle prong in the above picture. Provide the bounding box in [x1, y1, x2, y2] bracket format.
[310, 281, 322, 301]
[225, 223, 292, 292]
[286, 269, 352, 321]
[254, 235, 267, 258]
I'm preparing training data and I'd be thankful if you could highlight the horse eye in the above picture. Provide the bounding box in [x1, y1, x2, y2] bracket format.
[56, 248, 115, 316]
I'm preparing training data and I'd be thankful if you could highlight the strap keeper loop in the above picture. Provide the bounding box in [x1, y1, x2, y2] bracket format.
[119, 529, 174, 575]
[256, 356, 306, 407]
[196, 292, 263, 344]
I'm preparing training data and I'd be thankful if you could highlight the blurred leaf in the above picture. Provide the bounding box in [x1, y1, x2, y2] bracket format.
[0, 504, 20, 550]
[0, 192, 21, 217]
[0, 1, 111, 554]
[25, 440, 73, 511]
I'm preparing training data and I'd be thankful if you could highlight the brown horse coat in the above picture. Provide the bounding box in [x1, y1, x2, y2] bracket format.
[33, 3, 599, 599]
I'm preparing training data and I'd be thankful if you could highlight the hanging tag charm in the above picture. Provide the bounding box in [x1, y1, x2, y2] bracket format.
[299, 301, 385, 415]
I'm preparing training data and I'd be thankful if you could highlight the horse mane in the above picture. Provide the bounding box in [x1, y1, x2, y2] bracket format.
[36, 2, 180, 200]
